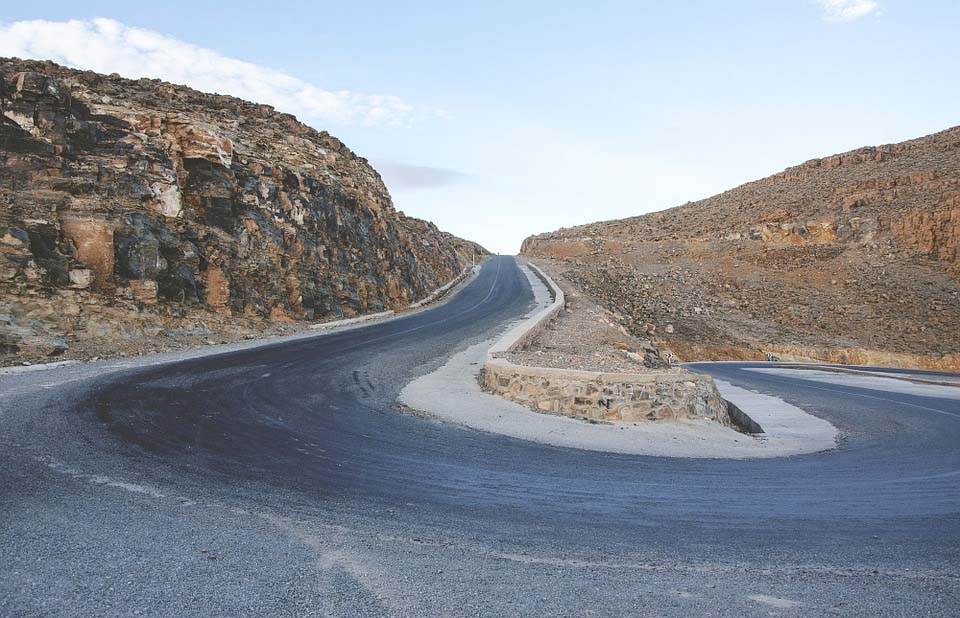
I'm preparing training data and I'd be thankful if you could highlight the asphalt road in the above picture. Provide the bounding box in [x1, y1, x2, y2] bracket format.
[2, 256, 959, 617]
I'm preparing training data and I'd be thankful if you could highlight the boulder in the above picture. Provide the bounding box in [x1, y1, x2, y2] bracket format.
[115, 227, 161, 280]
[158, 264, 198, 304]
[68, 269, 92, 289]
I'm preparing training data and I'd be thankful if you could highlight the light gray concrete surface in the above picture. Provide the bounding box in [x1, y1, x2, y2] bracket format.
[486, 259, 562, 355]
[778, 364, 960, 387]
[401, 340, 839, 458]
[0, 359, 79, 376]
[308, 310, 394, 330]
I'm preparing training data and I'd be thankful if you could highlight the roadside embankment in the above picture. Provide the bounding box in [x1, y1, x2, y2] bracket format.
[307, 264, 476, 332]
[2, 264, 481, 372]
[666, 341, 960, 373]
[479, 260, 734, 428]
[399, 258, 838, 457]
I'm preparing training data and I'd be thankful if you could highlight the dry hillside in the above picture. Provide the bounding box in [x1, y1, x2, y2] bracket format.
[522, 126, 960, 370]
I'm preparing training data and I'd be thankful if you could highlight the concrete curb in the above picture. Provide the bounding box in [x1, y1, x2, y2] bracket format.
[410, 265, 474, 309]
[725, 400, 765, 434]
[402, 339, 839, 458]
[487, 260, 565, 356]
[0, 360, 81, 376]
[399, 261, 837, 457]
[308, 310, 394, 330]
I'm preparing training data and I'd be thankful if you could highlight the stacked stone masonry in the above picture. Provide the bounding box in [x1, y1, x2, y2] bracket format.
[481, 361, 730, 425]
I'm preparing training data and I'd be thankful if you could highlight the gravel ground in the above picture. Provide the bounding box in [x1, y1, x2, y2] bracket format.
[506, 258, 673, 373]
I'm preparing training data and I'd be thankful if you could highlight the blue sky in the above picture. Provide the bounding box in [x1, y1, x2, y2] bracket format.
[2, 1, 958, 253]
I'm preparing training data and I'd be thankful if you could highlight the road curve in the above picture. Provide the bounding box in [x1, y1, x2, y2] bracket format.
[2, 256, 959, 617]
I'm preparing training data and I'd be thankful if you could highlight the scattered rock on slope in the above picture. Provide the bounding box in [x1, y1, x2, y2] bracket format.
[521, 126, 960, 370]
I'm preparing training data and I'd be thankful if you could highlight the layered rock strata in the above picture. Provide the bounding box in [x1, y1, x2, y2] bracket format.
[0, 58, 485, 362]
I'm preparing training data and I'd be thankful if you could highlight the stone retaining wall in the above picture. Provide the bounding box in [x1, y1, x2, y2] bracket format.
[480, 360, 730, 424]
[481, 260, 733, 426]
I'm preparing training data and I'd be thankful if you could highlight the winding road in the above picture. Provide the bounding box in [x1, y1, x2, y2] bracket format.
[2, 256, 959, 616]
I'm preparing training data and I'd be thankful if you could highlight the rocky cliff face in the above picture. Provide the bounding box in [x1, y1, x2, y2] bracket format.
[522, 126, 960, 370]
[0, 58, 485, 362]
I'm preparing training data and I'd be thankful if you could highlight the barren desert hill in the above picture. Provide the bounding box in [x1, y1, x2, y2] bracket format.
[521, 125, 960, 370]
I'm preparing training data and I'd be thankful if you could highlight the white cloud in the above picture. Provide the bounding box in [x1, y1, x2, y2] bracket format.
[0, 18, 415, 126]
[817, 0, 880, 21]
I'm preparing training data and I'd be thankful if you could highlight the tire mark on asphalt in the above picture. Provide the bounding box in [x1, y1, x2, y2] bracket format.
[19, 443, 960, 585]
[712, 367, 960, 484]
[766, 377, 960, 420]
[716, 366, 960, 421]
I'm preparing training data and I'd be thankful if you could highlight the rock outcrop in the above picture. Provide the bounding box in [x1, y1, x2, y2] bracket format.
[521, 126, 960, 370]
[0, 58, 485, 362]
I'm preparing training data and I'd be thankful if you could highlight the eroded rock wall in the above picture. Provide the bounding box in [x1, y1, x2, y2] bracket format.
[0, 58, 485, 361]
[523, 127, 960, 263]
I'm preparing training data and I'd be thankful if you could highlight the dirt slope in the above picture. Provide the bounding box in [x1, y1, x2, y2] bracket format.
[522, 126, 960, 370]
